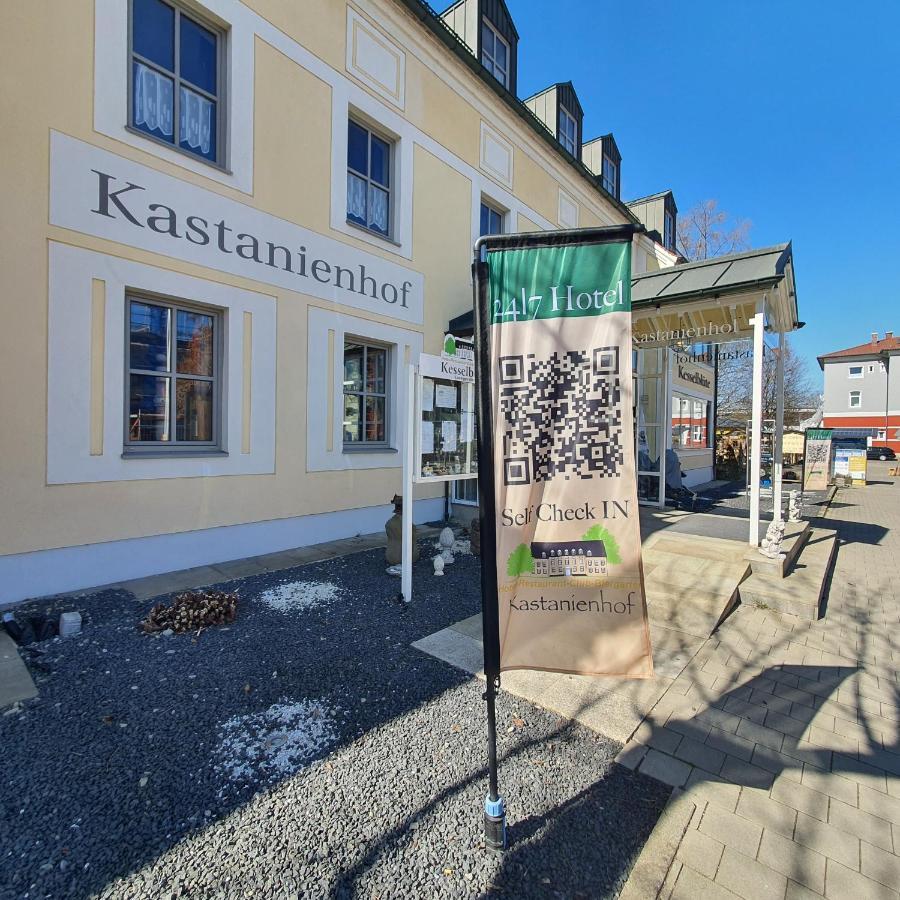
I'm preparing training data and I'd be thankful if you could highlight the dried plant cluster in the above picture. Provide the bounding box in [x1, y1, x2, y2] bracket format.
[141, 590, 238, 634]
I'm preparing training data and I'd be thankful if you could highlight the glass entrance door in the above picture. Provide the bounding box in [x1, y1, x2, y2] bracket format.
[635, 348, 666, 506]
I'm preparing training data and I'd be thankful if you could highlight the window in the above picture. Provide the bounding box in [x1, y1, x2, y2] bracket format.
[347, 119, 392, 238]
[480, 19, 509, 88]
[452, 478, 479, 506]
[664, 210, 675, 251]
[848, 365, 863, 378]
[671, 393, 711, 449]
[129, 0, 224, 165]
[343, 341, 389, 446]
[559, 105, 578, 156]
[601, 154, 618, 196]
[849, 390, 861, 408]
[480, 201, 503, 236]
[126, 295, 220, 450]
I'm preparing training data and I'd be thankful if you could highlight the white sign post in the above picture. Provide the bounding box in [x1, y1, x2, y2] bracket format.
[400, 335, 477, 602]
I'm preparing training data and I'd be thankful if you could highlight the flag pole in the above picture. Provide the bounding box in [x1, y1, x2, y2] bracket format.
[472, 243, 506, 852]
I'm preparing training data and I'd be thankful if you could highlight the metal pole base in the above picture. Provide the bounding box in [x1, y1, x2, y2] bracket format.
[484, 794, 507, 853]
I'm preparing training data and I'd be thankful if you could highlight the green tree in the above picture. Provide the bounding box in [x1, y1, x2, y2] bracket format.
[582, 524, 622, 565]
[506, 543, 534, 577]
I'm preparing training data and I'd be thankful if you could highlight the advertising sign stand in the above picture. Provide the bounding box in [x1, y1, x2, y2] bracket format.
[473, 252, 506, 852]
[400, 339, 478, 604]
[472, 225, 651, 854]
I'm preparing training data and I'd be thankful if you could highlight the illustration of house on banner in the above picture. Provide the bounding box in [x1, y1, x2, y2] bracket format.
[531, 541, 608, 577]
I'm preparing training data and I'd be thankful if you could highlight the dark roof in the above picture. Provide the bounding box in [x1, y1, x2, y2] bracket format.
[392, 0, 636, 222]
[440, 0, 520, 39]
[626, 190, 675, 206]
[631, 243, 793, 306]
[817, 334, 899, 368]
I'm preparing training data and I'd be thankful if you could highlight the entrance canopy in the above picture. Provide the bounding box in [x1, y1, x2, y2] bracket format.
[632, 243, 799, 346]
[449, 242, 799, 341]
[448, 239, 801, 548]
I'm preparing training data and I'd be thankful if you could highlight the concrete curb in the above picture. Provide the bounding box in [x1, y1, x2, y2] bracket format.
[0, 631, 38, 709]
[618, 786, 695, 900]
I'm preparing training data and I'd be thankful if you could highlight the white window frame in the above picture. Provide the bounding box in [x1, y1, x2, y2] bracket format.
[452, 478, 479, 506]
[849, 390, 862, 408]
[480, 18, 510, 88]
[559, 105, 578, 156]
[848, 365, 864, 378]
[124, 291, 224, 454]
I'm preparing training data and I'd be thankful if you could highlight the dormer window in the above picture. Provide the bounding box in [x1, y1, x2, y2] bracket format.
[559, 105, 578, 156]
[481, 19, 509, 88]
[664, 209, 675, 251]
[601, 153, 618, 196]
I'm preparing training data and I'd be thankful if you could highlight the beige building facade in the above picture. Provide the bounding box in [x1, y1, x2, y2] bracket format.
[1, 0, 683, 603]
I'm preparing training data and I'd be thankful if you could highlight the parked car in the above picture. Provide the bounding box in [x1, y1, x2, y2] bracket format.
[867, 446, 897, 461]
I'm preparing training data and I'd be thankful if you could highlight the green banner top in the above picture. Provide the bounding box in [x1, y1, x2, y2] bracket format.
[806, 429, 833, 440]
[488, 241, 632, 325]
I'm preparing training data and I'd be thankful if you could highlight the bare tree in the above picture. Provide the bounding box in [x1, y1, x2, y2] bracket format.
[677, 199, 752, 261]
[716, 338, 820, 427]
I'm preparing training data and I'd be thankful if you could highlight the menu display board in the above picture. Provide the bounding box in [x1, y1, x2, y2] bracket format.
[415, 337, 477, 483]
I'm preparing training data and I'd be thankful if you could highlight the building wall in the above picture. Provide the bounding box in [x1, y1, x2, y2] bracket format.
[1, 0, 662, 602]
[823, 357, 888, 415]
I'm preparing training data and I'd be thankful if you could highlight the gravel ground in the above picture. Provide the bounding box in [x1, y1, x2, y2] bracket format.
[1, 541, 670, 899]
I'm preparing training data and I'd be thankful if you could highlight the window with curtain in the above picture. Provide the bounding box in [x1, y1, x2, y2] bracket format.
[347, 119, 393, 238]
[559, 105, 578, 156]
[129, 0, 223, 164]
[343, 341, 389, 447]
[481, 19, 509, 88]
[126, 295, 221, 450]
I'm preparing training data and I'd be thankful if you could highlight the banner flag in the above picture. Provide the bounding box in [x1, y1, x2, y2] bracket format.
[803, 429, 832, 491]
[475, 231, 653, 678]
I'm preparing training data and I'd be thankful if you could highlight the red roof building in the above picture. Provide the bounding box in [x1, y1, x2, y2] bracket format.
[819, 332, 900, 451]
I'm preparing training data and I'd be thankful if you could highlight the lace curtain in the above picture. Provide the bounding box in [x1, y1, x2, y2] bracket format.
[368, 187, 388, 234]
[179, 87, 213, 155]
[134, 62, 173, 137]
[347, 173, 367, 222]
[134, 62, 212, 155]
[346, 174, 389, 234]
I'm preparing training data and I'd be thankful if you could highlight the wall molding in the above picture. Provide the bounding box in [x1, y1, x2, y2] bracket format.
[0, 498, 444, 605]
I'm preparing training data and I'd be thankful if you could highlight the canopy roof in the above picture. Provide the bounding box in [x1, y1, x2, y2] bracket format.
[449, 242, 799, 340]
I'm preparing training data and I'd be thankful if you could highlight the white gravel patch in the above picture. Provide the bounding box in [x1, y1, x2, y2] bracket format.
[216, 700, 338, 786]
[258, 580, 341, 613]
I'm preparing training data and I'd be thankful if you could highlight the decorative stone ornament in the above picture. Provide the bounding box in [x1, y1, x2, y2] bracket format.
[788, 490, 803, 523]
[438, 526, 455, 565]
[759, 519, 786, 560]
[433, 555, 445, 576]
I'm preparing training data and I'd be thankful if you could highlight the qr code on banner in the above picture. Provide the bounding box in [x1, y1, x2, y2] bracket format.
[498, 347, 623, 485]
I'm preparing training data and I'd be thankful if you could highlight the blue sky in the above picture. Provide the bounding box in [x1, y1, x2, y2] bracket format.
[510, 1, 899, 382]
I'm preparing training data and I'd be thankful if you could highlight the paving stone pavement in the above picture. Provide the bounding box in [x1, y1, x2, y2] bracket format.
[618, 464, 900, 899]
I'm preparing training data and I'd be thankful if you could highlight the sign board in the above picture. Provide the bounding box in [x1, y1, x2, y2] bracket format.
[803, 429, 832, 491]
[415, 335, 477, 483]
[672, 354, 714, 396]
[475, 229, 652, 678]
